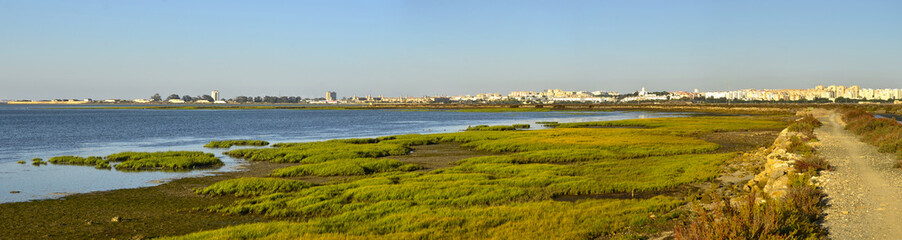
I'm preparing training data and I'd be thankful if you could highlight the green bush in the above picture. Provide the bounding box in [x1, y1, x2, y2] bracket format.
[787, 114, 823, 136]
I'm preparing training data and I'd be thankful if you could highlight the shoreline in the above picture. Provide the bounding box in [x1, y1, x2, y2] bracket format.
[0, 143, 496, 239]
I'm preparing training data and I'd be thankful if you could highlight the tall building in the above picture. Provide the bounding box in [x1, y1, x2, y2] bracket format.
[326, 91, 337, 101]
[211, 90, 220, 101]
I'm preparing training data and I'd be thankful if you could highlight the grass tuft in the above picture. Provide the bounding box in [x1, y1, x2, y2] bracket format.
[195, 177, 317, 197]
[108, 151, 223, 171]
[271, 158, 419, 177]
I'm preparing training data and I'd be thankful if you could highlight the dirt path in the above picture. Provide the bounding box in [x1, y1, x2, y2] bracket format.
[814, 110, 902, 239]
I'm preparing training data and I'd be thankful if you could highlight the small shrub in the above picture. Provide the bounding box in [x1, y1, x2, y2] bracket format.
[674, 176, 827, 239]
[787, 136, 815, 157]
[16, 160, 25, 164]
[794, 156, 831, 172]
[787, 114, 822, 136]
[841, 108, 902, 167]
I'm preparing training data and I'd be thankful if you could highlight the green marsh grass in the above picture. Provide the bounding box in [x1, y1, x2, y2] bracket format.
[557, 116, 787, 135]
[205, 140, 270, 148]
[535, 121, 560, 127]
[169, 115, 788, 239]
[226, 142, 410, 163]
[107, 151, 223, 171]
[195, 178, 317, 197]
[48, 156, 110, 169]
[270, 158, 420, 177]
[167, 196, 682, 240]
[465, 125, 518, 131]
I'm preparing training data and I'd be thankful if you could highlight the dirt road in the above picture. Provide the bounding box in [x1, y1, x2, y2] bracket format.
[815, 110, 902, 239]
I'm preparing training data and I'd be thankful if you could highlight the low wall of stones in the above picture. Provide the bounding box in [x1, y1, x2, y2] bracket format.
[745, 116, 816, 199]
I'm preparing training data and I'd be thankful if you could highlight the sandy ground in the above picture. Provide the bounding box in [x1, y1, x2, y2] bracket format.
[814, 110, 902, 239]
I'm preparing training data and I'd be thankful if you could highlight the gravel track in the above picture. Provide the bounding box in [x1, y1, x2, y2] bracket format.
[816, 110, 902, 239]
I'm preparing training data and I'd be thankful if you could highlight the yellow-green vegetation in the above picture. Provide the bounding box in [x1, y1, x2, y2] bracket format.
[110, 151, 223, 171]
[16, 160, 26, 164]
[195, 178, 317, 197]
[31, 158, 47, 166]
[465, 124, 530, 131]
[536, 121, 560, 127]
[271, 158, 421, 177]
[205, 140, 270, 148]
[168, 196, 682, 240]
[557, 116, 787, 135]
[465, 124, 516, 131]
[168, 116, 787, 239]
[48, 156, 110, 169]
[227, 141, 410, 164]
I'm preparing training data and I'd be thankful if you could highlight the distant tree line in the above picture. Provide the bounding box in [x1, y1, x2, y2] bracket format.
[153, 93, 219, 102]
[149, 93, 326, 103]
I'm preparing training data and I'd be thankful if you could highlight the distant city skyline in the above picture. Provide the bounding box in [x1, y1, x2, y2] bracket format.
[2, 1, 902, 100]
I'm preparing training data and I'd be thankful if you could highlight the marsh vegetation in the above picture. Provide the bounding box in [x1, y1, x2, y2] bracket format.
[205, 140, 270, 148]
[842, 108, 902, 166]
[464, 124, 530, 131]
[161, 115, 788, 239]
[41, 151, 224, 171]
[109, 151, 223, 171]
[49, 156, 110, 169]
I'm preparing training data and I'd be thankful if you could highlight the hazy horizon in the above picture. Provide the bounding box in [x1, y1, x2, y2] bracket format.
[2, 1, 902, 100]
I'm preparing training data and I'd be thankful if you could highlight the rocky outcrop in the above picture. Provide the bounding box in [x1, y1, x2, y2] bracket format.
[746, 128, 812, 199]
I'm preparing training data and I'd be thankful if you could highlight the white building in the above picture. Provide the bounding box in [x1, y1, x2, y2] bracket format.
[211, 90, 220, 101]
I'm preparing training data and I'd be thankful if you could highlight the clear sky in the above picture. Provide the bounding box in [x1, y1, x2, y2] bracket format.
[2, 0, 901, 100]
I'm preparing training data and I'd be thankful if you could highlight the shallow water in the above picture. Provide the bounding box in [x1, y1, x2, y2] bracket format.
[0, 105, 682, 203]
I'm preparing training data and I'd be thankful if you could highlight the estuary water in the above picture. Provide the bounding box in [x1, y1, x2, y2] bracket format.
[0, 105, 682, 203]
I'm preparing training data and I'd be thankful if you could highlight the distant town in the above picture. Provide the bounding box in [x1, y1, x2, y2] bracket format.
[3, 85, 902, 105]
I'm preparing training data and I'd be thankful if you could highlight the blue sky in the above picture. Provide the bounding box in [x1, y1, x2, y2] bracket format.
[1, 0, 901, 99]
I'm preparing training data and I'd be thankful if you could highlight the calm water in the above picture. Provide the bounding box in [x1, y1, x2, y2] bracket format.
[0, 105, 682, 203]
